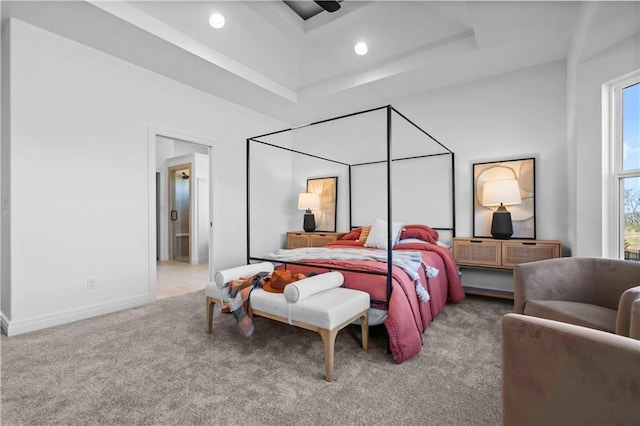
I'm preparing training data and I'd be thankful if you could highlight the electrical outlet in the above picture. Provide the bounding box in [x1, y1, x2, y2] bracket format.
[86, 278, 96, 290]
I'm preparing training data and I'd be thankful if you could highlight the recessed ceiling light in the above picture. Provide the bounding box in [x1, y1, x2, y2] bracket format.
[209, 13, 225, 29]
[354, 41, 368, 56]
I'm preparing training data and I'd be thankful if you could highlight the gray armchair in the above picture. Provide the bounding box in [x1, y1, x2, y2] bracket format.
[514, 257, 640, 338]
[502, 313, 640, 425]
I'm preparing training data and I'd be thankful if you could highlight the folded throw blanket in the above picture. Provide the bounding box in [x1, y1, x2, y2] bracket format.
[226, 272, 269, 337]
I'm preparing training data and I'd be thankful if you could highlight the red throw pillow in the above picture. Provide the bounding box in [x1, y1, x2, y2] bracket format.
[340, 228, 362, 240]
[400, 224, 439, 244]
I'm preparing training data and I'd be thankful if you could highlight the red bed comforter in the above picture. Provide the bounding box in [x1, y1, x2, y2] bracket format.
[282, 240, 465, 363]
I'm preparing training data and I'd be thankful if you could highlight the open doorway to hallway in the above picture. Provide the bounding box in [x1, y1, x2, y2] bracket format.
[155, 134, 212, 299]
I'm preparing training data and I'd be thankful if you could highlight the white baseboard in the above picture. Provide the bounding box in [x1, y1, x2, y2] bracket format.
[2, 293, 155, 337]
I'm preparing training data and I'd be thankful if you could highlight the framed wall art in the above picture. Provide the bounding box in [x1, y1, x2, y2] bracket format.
[472, 158, 536, 239]
[306, 176, 338, 232]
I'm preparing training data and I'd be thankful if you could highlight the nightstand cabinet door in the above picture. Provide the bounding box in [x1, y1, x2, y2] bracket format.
[453, 239, 502, 268]
[501, 240, 561, 268]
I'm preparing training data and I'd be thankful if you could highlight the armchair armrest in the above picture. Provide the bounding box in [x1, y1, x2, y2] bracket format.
[630, 299, 640, 340]
[502, 313, 640, 425]
[616, 286, 640, 338]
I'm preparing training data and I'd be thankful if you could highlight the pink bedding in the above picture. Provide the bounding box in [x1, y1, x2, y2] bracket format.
[281, 240, 465, 363]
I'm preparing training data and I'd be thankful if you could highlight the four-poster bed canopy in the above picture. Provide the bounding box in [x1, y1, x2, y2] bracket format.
[244, 105, 464, 363]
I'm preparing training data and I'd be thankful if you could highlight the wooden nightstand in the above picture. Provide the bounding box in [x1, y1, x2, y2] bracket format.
[286, 231, 346, 249]
[452, 237, 562, 298]
[453, 238, 562, 269]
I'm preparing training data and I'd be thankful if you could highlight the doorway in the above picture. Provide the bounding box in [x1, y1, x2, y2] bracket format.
[153, 133, 213, 299]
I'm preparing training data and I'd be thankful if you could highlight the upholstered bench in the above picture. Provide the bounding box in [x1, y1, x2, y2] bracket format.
[206, 262, 370, 381]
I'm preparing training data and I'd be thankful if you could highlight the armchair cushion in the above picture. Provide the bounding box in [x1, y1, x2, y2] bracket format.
[524, 300, 617, 333]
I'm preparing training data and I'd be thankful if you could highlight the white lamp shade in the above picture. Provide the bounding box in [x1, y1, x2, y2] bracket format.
[297, 193, 321, 210]
[482, 179, 522, 207]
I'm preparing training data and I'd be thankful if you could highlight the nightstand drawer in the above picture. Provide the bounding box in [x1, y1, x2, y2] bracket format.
[453, 239, 502, 268]
[309, 233, 339, 247]
[287, 232, 310, 249]
[502, 241, 561, 268]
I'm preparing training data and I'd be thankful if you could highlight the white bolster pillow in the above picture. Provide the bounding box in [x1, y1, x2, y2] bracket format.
[284, 271, 344, 303]
[215, 262, 274, 288]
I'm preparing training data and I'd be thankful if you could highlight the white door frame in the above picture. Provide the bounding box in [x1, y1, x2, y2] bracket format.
[147, 126, 218, 298]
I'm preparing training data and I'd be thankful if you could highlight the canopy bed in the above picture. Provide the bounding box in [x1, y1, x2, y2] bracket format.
[245, 105, 464, 363]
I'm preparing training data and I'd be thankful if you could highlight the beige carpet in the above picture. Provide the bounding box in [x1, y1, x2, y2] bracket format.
[1, 291, 512, 425]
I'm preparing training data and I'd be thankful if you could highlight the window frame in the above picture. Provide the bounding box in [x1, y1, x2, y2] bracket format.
[606, 71, 640, 260]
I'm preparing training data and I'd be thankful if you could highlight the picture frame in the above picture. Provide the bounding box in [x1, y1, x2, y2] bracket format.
[472, 158, 536, 239]
[306, 176, 338, 232]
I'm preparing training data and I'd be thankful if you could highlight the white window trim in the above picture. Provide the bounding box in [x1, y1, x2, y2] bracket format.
[604, 70, 640, 259]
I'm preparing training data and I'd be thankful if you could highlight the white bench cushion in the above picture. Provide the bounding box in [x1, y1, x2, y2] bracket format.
[251, 287, 370, 330]
[206, 282, 227, 300]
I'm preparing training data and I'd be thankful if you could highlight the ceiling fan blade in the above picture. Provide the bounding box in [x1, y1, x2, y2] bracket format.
[314, 1, 341, 13]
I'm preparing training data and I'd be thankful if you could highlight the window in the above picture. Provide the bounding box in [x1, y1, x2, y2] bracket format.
[608, 72, 640, 261]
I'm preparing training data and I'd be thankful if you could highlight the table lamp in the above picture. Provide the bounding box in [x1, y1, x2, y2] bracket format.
[298, 193, 321, 232]
[482, 179, 522, 239]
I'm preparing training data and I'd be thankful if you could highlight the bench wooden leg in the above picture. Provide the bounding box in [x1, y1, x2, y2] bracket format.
[360, 311, 369, 351]
[318, 328, 338, 382]
[206, 297, 216, 334]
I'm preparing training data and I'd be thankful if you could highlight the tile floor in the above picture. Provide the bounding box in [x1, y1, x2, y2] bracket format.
[156, 261, 210, 299]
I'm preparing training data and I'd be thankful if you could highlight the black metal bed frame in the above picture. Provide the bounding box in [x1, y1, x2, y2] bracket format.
[245, 105, 456, 309]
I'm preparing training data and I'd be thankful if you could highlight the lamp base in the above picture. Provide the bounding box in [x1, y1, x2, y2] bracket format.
[491, 206, 513, 240]
[303, 210, 316, 232]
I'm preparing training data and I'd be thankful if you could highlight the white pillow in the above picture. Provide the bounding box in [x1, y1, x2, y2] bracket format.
[214, 262, 274, 288]
[364, 218, 403, 249]
[283, 271, 344, 303]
